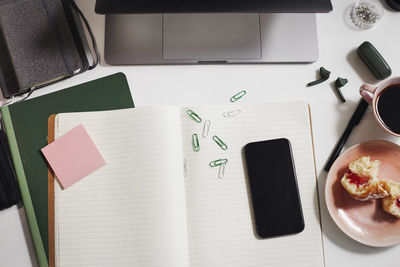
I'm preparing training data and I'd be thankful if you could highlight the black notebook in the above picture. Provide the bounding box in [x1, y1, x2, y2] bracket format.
[0, 0, 96, 98]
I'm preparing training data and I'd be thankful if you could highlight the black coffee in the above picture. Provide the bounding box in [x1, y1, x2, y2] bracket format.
[377, 84, 400, 134]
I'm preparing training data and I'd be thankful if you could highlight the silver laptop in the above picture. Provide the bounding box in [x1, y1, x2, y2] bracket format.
[104, 13, 319, 65]
[96, 0, 332, 65]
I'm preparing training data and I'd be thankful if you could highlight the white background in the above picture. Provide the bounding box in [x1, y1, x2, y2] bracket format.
[1, 0, 400, 266]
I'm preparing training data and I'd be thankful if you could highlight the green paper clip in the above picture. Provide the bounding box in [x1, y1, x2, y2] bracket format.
[186, 109, 202, 123]
[192, 133, 200, 152]
[230, 90, 246, 102]
[212, 135, 228, 150]
[209, 158, 228, 167]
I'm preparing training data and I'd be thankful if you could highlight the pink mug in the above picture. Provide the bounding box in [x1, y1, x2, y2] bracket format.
[359, 77, 400, 137]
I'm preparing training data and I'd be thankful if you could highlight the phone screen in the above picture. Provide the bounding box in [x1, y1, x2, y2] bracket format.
[244, 138, 304, 238]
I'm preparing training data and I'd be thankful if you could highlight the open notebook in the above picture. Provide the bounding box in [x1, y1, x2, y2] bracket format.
[52, 102, 324, 267]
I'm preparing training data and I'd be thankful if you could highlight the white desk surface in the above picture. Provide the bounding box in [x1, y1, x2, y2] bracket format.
[1, 0, 400, 266]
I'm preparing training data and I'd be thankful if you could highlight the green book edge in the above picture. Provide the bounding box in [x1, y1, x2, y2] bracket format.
[1, 106, 48, 267]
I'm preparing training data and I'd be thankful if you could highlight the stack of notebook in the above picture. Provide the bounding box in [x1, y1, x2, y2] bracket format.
[1, 72, 326, 266]
[0, 73, 134, 267]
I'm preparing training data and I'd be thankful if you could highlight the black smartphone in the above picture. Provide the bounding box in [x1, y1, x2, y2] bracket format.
[244, 138, 304, 238]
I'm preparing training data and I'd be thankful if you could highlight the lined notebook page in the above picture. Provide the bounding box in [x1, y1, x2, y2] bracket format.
[54, 107, 190, 267]
[180, 102, 324, 267]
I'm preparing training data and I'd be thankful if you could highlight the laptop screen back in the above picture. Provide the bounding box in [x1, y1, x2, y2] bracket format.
[95, 0, 333, 14]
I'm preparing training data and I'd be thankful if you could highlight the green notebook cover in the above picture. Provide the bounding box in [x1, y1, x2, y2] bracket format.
[0, 73, 134, 267]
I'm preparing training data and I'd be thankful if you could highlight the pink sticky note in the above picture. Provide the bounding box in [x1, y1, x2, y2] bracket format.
[41, 124, 106, 189]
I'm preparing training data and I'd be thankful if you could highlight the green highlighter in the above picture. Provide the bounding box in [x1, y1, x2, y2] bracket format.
[357, 41, 392, 80]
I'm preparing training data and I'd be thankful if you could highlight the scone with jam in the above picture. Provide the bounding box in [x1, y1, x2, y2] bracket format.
[380, 180, 400, 218]
[341, 156, 388, 201]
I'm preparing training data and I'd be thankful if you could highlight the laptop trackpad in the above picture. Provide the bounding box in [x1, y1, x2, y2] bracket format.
[163, 14, 261, 61]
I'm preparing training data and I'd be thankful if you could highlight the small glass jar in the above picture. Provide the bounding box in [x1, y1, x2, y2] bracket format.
[350, 0, 384, 29]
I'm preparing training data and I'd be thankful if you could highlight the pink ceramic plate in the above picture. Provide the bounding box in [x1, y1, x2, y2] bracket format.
[326, 140, 400, 247]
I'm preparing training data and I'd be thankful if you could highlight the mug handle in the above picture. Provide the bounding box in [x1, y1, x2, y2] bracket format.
[359, 84, 376, 105]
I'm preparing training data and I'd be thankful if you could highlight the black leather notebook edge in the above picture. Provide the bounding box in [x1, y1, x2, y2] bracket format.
[62, 0, 89, 73]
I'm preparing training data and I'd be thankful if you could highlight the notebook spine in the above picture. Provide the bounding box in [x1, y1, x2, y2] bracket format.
[0, 106, 48, 267]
